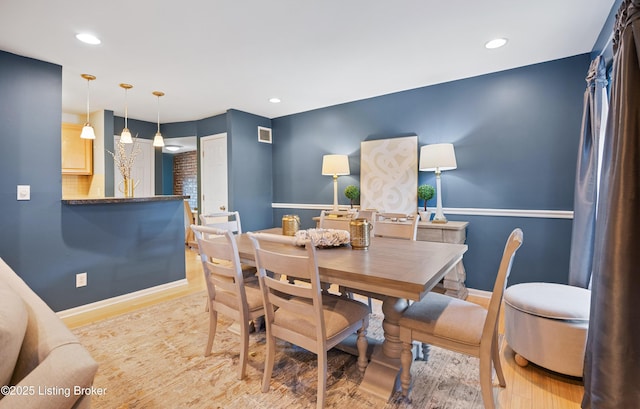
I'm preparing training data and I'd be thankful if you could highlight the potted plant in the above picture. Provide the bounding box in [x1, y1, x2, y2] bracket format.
[344, 185, 360, 210]
[417, 184, 435, 221]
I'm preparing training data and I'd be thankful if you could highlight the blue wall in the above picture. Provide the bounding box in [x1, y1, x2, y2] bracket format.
[271, 54, 591, 291]
[157, 111, 274, 232]
[0, 31, 608, 309]
[0, 50, 185, 311]
[227, 109, 274, 231]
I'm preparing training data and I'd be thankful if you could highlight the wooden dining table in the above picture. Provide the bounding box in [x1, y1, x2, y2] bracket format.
[235, 227, 468, 400]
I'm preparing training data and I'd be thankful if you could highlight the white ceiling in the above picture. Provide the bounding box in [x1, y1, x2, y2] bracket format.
[0, 0, 614, 124]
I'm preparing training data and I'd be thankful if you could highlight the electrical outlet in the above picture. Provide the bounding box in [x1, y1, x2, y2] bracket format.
[17, 185, 30, 201]
[76, 272, 87, 288]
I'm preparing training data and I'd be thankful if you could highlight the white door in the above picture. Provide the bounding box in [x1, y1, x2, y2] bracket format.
[113, 136, 155, 197]
[200, 133, 228, 216]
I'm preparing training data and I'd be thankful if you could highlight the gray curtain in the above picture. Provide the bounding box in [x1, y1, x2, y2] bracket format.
[582, 1, 640, 408]
[568, 56, 608, 288]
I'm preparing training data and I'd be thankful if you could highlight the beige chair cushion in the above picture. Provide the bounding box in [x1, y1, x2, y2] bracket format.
[274, 294, 369, 340]
[0, 281, 28, 387]
[400, 292, 487, 346]
[214, 284, 264, 313]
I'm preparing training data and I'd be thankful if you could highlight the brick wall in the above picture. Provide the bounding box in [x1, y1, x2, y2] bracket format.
[173, 151, 198, 210]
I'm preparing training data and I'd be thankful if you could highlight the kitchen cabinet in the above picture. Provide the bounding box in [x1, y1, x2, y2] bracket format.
[62, 123, 93, 175]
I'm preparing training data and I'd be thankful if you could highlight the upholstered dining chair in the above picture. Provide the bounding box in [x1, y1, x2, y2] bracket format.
[398, 228, 523, 409]
[355, 209, 377, 229]
[183, 200, 197, 249]
[198, 210, 255, 272]
[191, 225, 265, 380]
[373, 213, 419, 240]
[345, 213, 419, 309]
[318, 209, 357, 230]
[199, 211, 243, 235]
[248, 232, 369, 409]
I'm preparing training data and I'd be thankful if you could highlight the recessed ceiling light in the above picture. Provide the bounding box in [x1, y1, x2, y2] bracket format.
[76, 33, 101, 45]
[165, 145, 181, 152]
[485, 38, 508, 49]
[269, 97, 281, 104]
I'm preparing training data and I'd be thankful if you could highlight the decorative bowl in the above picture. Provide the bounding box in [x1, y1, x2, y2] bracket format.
[294, 228, 350, 248]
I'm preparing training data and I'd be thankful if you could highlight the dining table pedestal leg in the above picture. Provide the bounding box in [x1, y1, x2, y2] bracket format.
[359, 296, 409, 401]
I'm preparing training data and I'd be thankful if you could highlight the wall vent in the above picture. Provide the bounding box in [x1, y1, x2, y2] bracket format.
[258, 126, 272, 144]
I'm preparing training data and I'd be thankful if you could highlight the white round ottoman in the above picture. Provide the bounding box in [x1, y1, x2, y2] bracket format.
[504, 282, 591, 377]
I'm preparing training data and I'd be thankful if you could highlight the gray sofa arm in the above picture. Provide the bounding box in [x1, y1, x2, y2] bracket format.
[0, 343, 98, 409]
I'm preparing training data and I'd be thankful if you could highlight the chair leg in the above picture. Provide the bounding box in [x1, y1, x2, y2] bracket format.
[356, 322, 368, 373]
[317, 351, 327, 409]
[237, 320, 249, 380]
[262, 333, 275, 393]
[204, 307, 217, 356]
[400, 341, 413, 396]
[492, 335, 506, 387]
[479, 351, 496, 409]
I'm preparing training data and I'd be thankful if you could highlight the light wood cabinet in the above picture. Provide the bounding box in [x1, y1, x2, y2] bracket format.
[417, 221, 469, 299]
[62, 123, 93, 175]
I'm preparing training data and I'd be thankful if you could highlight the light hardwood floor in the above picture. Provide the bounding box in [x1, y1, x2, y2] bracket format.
[63, 247, 584, 409]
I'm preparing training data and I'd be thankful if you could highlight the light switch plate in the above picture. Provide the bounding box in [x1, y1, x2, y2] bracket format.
[17, 185, 30, 201]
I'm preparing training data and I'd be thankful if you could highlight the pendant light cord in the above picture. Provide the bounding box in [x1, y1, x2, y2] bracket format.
[86, 79, 91, 123]
[124, 88, 128, 129]
[157, 95, 161, 133]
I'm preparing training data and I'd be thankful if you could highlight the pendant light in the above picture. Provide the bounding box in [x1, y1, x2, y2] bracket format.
[119, 83, 133, 144]
[80, 74, 96, 139]
[152, 91, 165, 147]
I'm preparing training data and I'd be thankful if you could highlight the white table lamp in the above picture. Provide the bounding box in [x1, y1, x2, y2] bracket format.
[322, 154, 350, 211]
[419, 143, 457, 223]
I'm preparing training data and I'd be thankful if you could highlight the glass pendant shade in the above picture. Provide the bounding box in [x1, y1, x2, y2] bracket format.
[120, 128, 133, 144]
[120, 83, 133, 144]
[152, 91, 165, 147]
[153, 132, 164, 147]
[80, 74, 96, 139]
[80, 124, 96, 139]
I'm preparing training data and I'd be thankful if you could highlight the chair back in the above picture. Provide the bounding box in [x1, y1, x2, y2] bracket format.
[184, 200, 196, 244]
[356, 209, 377, 230]
[191, 225, 249, 316]
[200, 211, 243, 235]
[482, 228, 524, 343]
[373, 214, 418, 240]
[248, 232, 326, 351]
[319, 210, 357, 231]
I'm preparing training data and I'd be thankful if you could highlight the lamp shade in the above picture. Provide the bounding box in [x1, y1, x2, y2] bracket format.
[80, 124, 96, 140]
[120, 128, 133, 144]
[153, 132, 165, 147]
[322, 154, 350, 176]
[419, 143, 457, 171]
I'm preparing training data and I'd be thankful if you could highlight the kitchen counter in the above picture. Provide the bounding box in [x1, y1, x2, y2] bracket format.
[62, 195, 188, 205]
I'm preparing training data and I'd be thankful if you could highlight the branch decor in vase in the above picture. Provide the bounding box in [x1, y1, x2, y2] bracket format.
[107, 136, 141, 198]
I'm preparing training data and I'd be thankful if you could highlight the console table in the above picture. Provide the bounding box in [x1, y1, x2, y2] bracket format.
[417, 221, 469, 299]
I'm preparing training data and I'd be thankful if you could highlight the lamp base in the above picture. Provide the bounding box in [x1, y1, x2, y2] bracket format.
[432, 170, 448, 224]
[432, 208, 448, 223]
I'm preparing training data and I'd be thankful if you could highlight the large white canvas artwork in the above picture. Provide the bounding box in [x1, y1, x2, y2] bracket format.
[360, 136, 418, 215]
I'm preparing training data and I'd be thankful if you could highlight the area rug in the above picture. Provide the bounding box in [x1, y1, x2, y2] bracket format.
[73, 292, 483, 408]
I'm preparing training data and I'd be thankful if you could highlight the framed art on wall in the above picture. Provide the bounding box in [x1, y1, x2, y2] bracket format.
[360, 135, 418, 215]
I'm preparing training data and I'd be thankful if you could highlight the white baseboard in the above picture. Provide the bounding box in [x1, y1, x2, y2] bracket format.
[56, 279, 189, 319]
[467, 287, 492, 299]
